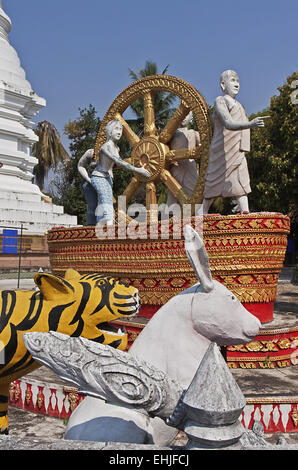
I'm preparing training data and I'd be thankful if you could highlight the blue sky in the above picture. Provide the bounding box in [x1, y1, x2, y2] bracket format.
[3, 0, 298, 151]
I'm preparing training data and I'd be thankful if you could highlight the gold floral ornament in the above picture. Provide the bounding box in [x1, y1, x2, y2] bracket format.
[291, 408, 298, 427]
[94, 75, 212, 213]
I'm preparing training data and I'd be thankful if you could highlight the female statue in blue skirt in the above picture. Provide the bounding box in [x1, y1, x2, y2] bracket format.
[78, 120, 150, 225]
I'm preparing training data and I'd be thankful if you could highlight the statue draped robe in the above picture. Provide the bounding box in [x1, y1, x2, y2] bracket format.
[203, 97, 251, 199]
[166, 127, 200, 206]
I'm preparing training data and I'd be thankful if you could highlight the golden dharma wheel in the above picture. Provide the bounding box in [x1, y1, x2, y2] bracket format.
[94, 75, 212, 211]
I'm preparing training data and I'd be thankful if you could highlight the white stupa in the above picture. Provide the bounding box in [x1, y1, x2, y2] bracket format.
[0, 1, 77, 233]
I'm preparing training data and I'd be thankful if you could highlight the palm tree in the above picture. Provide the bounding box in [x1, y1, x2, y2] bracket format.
[128, 61, 177, 133]
[32, 121, 70, 190]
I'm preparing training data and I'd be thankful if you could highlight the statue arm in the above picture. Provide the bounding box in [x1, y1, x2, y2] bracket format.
[101, 145, 134, 171]
[101, 143, 150, 177]
[215, 97, 265, 131]
[77, 149, 94, 183]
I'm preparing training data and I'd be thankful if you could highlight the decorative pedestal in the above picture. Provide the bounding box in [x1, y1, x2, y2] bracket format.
[47, 212, 290, 324]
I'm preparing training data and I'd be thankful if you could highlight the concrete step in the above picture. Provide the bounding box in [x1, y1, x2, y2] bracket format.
[0, 208, 76, 223]
[0, 198, 64, 214]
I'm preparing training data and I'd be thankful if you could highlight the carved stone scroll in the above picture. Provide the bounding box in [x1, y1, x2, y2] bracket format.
[23, 331, 183, 419]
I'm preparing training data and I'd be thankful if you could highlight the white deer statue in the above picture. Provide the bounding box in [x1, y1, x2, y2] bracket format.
[129, 225, 261, 389]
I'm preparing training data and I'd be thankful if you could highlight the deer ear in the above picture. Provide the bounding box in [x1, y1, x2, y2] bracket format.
[34, 273, 74, 300]
[183, 225, 214, 292]
[64, 268, 81, 281]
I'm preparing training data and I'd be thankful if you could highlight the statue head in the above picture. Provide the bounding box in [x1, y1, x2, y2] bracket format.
[106, 120, 123, 141]
[220, 70, 240, 98]
[181, 111, 193, 128]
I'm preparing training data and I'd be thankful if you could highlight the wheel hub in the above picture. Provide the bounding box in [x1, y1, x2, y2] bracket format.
[131, 136, 169, 182]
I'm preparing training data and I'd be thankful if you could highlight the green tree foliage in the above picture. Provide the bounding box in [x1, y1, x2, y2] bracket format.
[247, 72, 298, 215]
[50, 105, 101, 225]
[128, 61, 177, 133]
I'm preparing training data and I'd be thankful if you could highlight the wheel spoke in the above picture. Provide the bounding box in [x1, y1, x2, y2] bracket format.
[146, 182, 158, 222]
[160, 169, 188, 204]
[143, 91, 157, 136]
[115, 113, 140, 147]
[122, 176, 141, 204]
[159, 101, 191, 144]
[146, 181, 157, 207]
[166, 146, 201, 163]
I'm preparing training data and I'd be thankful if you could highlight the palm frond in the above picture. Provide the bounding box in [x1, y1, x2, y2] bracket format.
[128, 62, 177, 128]
[32, 120, 70, 189]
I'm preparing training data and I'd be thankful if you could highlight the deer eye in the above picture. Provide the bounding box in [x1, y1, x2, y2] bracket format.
[231, 295, 236, 301]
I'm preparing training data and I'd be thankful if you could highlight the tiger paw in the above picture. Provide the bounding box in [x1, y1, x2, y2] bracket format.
[0, 416, 8, 435]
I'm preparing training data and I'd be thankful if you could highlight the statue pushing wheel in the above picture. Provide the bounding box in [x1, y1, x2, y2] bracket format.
[78, 75, 212, 224]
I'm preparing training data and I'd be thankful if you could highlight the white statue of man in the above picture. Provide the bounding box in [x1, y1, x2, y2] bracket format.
[199, 70, 266, 215]
[166, 111, 200, 207]
[78, 120, 150, 225]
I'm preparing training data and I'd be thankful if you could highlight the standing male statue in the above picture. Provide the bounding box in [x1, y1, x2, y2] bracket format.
[200, 70, 266, 214]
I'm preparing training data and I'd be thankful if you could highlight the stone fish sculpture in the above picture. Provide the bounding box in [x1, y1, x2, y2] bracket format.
[23, 331, 183, 420]
[23, 225, 261, 445]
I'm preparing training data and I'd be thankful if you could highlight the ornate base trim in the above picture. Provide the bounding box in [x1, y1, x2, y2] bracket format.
[8, 376, 298, 435]
[136, 300, 276, 323]
[241, 402, 298, 433]
[227, 327, 298, 369]
[8, 379, 84, 420]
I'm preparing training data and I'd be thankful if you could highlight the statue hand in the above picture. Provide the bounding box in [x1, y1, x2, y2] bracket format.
[250, 117, 265, 128]
[136, 166, 151, 178]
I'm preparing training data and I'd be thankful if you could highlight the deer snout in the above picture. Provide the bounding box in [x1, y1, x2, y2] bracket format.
[243, 315, 261, 341]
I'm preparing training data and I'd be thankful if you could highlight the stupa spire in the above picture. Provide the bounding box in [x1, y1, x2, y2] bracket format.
[0, 1, 77, 232]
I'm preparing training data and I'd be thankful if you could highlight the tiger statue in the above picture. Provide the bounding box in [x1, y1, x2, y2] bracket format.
[0, 268, 140, 434]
